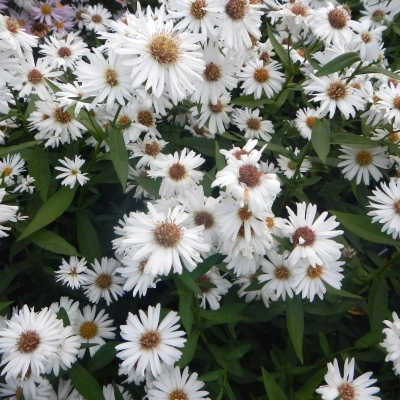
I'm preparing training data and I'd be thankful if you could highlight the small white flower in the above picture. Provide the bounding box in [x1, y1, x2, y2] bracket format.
[55, 156, 89, 189]
[381, 311, 400, 375]
[232, 108, 275, 142]
[55, 256, 88, 289]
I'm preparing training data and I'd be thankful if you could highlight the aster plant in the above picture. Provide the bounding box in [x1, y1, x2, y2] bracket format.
[0, 0, 400, 399]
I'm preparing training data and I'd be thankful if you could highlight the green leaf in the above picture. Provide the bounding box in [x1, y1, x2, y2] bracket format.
[215, 142, 226, 171]
[113, 383, 125, 400]
[108, 126, 128, 190]
[368, 277, 388, 331]
[176, 269, 203, 296]
[69, 362, 105, 400]
[57, 307, 71, 327]
[198, 370, 220, 382]
[30, 228, 80, 256]
[77, 212, 101, 263]
[225, 344, 252, 361]
[44, 78, 61, 94]
[78, 115, 104, 142]
[294, 368, 326, 400]
[325, 284, 362, 299]
[0, 264, 29, 293]
[330, 133, 379, 149]
[265, 143, 292, 158]
[178, 289, 193, 336]
[361, 66, 400, 80]
[176, 330, 200, 368]
[179, 137, 215, 157]
[28, 148, 51, 201]
[286, 296, 304, 364]
[0, 140, 40, 157]
[199, 303, 247, 326]
[0, 301, 13, 312]
[318, 332, 330, 357]
[18, 185, 77, 241]
[311, 119, 330, 164]
[230, 94, 274, 107]
[355, 329, 383, 348]
[191, 253, 225, 280]
[87, 342, 118, 372]
[261, 367, 288, 400]
[303, 46, 320, 71]
[329, 211, 400, 247]
[267, 24, 290, 71]
[134, 175, 161, 199]
[314, 52, 360, 77]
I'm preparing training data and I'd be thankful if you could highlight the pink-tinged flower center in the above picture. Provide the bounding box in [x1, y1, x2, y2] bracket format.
[58, 46, 72, 58]
[169, 389, 188, 400]
[327, 81, 348, 100]
[328, 7, 349, 29]
[306, 264, 323, 279]
[196, 274, 212, 293]
[203, 62, 222, 82]
[194, 211, 214, 229]
[28, 69, 44, 85]
[225, 0, 247, 20]
[355, 150, 373, 166]
[139, 331, 160, 350]
[238, 165, 262, 188]
[96, 273, 112, 289]
[274, 265, 290, 280]
[253, 67, 270, 83]
[168, 163, 187, 181]
[149, 32, 180, 66]
[190, 0, 207, 19]
[233, 149, 249, 160]
[292, 226, 315, 247]
[153, 221, 182, 247]
[338, 382, 355, 400]
[17, 330, 40, 353]
[79, 321, 98, 339]
[246, 117, 261, 130]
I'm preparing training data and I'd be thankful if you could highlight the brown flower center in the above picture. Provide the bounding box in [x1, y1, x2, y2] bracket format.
[69, 267, 77, 276]
[259, 51, 270, 64]
[355, 150, 372, 166]
[328, 7, 349, 29]
[31, 22, 51, 38]
[253, 67, 270, 83]
[169, 389, 188, 400]
[388, 132, 400, 142]
[196, 274, 212, 293]
[393, 96, 400, 110]
[168, 163, 187, 181]
[238, 165, 262, 188]
[153, 221, 182, 247]
[149, 32, 180, 66]
[138, 259, 148, 273]
[140, 331, 161, 350]
[327, 81, 348, 101]
[17, 330, 40, 353]
[41, 4, 52, 15]
[6, 18, 19, 34]
[58, 46, 71, 58]
[288, 160, 296, 170]
[145, 141, 161, 156]
[54, 107, 72, 124]
[76, 10, 84, 20]
[338, 382, 355, 400]
[393, 199, 400, 215]
[238, 204, 253, 221]
[96, 273, 112, 289]
[105, 68, 118, 87]
[208, 100, 225, 113]
[194, 211, 214, 229]
[3, 166, 13, 176]
[225, 0, 247, 20]
[306, 264, 323, 279]
[274, 265, 290, 280]
[290, 2, 308, 16]
[28, 69, 44, 85]
[119, 115, 131, 126]
[204, 62, 222, 82]
[306, 116, 315, 129]
[246, 117, 261, 130]
[266, 217, 275, 229]
[361, 32, 372, 43]
[233, 149, 249, 159]
[372, 9, 384, 21]
[91, 14, 103, 24]
[79, 321, 98, 339]
[190, 0, 207, 19]
[137, 110, 154, 127]
[292, 226, 315, 247]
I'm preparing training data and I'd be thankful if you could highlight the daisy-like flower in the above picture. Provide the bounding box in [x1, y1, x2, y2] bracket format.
[103, 383, 132, 400]
[316, 358, 380, 400]
[0, 154, 25, 186]
[232, 108, 275, 142]
[55, 156, 89, 189]
[294, 107, 322, 140]
[367, 179, 400, 239]
[381, 311, 400, 375]
[337, 146, 389, 185]
[128, 137, 168, 168]
[75, 48, 133, 111]
[30, 0, 63, 25]
[82, 4, 112, 32]
[115, 203, 210, 275]
[0, 375, 55, 400]
[277, 147, 312, 179]
[291, 258, 344, 301]
[82, 257, 125, 305]
[0, 189, 19, 239]
[55, 256, 88, 289]
[75, 305, 116, 358]
[115, 5, 205, 104]
[146, 366, 210, 399]
[116, 303, 186, 378]
[237, 59, 285, 100]
[55, 378, 80, 400]
[13, 175, 35, 194]
[285, 202, 343, 268]
[148, 148, 205, 198]
[304, 73, 366, 119]
[235, 271, 275, 307]
[360, 0, 391, 28]
[0, 305, 65, 379]
[259, 250, 294, 301]
[376, 83, 400, 126]
[195, 266, 232, 310]
[212, 145, 281, 213]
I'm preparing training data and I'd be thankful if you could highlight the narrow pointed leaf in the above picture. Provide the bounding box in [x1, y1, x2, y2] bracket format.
[311, 119, 330, 164]
[108, 126, 128, 190]
[286, 296, 304, 363]
[314, 52, 360, 77]
[77, 212, 101, 263]
[69, 362, 105, 400]
[30, 228, 80, 256]
[262, 367, 288, 400]
[28, 148, 51, 201]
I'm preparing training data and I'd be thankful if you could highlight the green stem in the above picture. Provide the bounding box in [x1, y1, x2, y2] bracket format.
[112, 104, 123, 126]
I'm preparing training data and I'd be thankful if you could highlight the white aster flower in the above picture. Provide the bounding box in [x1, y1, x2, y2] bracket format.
[128, 137, 168, 168]
[55, 256, 88, 289]
[277, 147, 311, 179]
[13, 175, 35, 194]
[146, 366, 210, 400]
[55, 155, 89, 189]
[381, 311, 400, 375]
[294, 107, 322, 140]
[103, 383, 131, 400]
[0, 154, 26, 187]
[0, 15, 37, 54]
[116, 303, 186, 378]
[82, 4, 112, 32]
[376, 83, 400, 126]
[0, 375, 55, 400]
[367, 179, 400, 239]
[285, 202, 343, 267]
[0, 188, 18, 238]
[316, 358, 380, 400]
[337, 146, 389, 185]
[235, 272, 275, 307]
